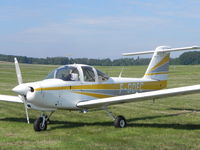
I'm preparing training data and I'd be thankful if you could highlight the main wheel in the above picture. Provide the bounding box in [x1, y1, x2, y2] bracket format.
[114, 115, 127, 128]
[34, 117, 47, 131]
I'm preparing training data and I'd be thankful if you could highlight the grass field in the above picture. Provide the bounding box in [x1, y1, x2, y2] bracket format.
[0, 62, 200, 150]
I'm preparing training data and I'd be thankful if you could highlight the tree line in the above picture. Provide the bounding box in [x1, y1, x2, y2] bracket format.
[0, 51, 200, 66]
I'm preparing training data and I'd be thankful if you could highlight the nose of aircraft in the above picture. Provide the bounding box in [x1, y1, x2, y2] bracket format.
[12, 84, 31, 95]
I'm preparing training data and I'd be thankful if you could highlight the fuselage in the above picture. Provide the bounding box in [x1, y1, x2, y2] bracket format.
[24, 64, 167, 111]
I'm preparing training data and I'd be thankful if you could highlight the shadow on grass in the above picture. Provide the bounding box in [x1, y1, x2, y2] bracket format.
[49, 120, 112, 131]
[0, 117, 35, 123]
[169, 107, 200, 112]
[128, 111, 189, 122]
[128, 123, 200, 130]
[1, 111, 199, 131]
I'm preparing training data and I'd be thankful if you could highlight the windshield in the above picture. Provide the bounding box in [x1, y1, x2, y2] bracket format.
[46, 70, 55, 79]
[46, 66, 80, 81]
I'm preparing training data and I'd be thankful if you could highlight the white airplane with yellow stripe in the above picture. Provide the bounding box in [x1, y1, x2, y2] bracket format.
[1, 45, 200, 132]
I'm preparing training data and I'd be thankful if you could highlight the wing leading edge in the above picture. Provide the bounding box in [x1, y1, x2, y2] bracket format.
[77, 84, 200, 108]
[0, 95, 22, 103]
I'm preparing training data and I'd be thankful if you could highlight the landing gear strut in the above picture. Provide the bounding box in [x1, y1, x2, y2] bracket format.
[33, 111, 54, 132]
[104, 107, 127, 128]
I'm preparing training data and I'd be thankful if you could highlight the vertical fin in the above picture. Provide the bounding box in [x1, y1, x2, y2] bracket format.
[143, 46, 170, 83]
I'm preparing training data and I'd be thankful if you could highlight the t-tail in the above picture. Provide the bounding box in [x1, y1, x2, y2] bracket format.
[123, 45, 200, 88]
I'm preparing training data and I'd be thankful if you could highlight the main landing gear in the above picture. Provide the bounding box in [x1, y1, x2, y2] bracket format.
[33, 109, 126, 131]
[104, 108, 127, 128]
[34, 111, 54, 132]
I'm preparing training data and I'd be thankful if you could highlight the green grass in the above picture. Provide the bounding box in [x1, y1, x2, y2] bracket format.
[0, 62, 200, 150]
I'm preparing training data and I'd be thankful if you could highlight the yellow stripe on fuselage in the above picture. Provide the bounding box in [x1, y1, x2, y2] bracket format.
[35, 86, 71, 91]
[35, 80, 167, 91]
[141, 80, 167, 90]
[144, 72, 168, 76]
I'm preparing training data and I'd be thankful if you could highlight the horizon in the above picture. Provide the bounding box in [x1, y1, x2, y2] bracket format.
[0, 52, 185, 60]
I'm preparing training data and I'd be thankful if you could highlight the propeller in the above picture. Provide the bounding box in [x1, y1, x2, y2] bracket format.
[14, 58, 30, 124]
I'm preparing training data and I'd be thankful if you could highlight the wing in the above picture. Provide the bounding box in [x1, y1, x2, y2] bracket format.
[0, 94, 22, 103]
[77, 84, 200, 108]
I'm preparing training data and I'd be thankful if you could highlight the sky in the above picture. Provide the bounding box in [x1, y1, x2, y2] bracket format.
[0, 0, 200, 59]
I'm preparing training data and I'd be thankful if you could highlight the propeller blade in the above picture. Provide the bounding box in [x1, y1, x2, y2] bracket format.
[14, 58, 29, 124]
[19, 95, 30, 124]
[14, 57, 23, 85]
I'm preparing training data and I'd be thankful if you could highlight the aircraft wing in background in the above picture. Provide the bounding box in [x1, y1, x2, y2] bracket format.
[0, 95, 22, 103]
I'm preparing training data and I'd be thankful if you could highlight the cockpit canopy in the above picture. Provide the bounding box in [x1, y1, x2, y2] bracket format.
[46, 64, 109, 82]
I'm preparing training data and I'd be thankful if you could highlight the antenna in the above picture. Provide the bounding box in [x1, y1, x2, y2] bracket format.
[119, 66, 124, 78]
[65, 54, 73, 64]
[119, 56, 126, 78]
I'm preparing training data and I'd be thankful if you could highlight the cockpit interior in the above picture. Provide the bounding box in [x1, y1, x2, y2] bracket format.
[46, 64, 109, 82]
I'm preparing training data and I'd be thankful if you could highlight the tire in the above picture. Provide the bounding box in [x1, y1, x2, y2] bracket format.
[114, 115, 127, 128]
[34, 117, 47, 132]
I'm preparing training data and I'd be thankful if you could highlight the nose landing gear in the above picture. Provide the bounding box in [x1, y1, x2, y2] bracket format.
[33, 111, 54, 132]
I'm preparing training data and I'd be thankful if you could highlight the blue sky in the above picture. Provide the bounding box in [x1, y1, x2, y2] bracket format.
[0, 0, 200, 58]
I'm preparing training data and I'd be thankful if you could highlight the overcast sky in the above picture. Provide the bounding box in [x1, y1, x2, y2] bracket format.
[0, 0, 200, 59]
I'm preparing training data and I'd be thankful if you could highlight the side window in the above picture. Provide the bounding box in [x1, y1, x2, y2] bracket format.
[56, 66, 80, 81]
[82, 66, 95, 82]
[97, 69, 109, 82]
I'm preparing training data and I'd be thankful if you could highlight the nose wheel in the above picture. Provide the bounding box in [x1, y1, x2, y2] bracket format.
[34, 116, 47, 131]
[33, 111, 54, 132]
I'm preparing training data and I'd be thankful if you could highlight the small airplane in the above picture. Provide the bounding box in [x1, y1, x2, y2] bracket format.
[1, 45, 200, 132]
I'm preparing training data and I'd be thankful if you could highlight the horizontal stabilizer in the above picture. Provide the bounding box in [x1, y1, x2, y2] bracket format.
[0, 95, 22, 103]
[123, 46, 200, 56]
[77, 84, 200, 108]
